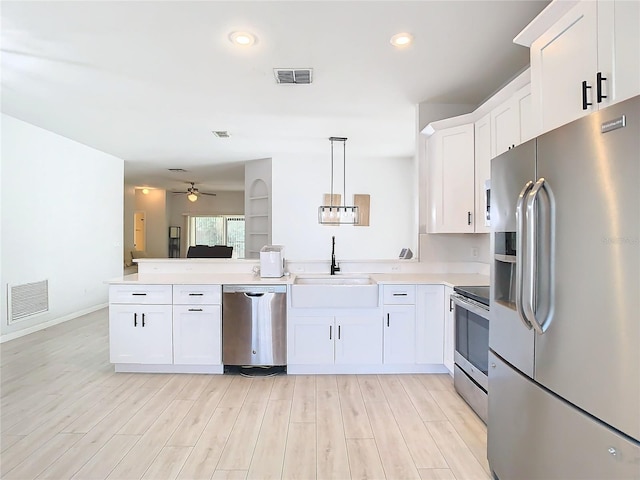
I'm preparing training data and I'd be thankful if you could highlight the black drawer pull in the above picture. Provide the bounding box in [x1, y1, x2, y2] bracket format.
[387, 313, 390, 327]
[142, 313, 145, 327]
[392, 293, 408, 296]
[134, 313, 137, 327]
[131, 293, 147, 296]
[188, 293, 204, 296]
[188, 308, 203, 312]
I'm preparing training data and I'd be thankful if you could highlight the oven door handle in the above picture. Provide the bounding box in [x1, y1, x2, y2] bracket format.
[451, 294, 490, 320]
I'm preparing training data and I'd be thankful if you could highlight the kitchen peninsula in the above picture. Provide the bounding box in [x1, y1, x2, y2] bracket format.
[108, 258, 488, 375]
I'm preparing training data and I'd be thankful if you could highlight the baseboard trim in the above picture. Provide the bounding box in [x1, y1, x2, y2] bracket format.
[0, 303, 108, 344]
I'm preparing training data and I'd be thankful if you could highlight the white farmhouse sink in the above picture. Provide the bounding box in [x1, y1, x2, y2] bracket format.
[291, 274, 379, 308]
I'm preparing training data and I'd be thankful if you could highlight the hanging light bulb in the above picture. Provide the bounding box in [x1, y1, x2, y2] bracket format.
[187, 192, 198, 202]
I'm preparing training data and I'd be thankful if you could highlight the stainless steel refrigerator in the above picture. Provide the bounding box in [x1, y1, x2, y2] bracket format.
[488, 95, 640, 479]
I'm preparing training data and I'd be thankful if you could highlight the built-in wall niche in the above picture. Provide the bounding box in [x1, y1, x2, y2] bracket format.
[246, 179, 270, 259]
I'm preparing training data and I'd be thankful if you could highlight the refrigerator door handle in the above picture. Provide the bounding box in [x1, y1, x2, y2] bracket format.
[516, 181, 535, 330]
[525, 178, 556, 334]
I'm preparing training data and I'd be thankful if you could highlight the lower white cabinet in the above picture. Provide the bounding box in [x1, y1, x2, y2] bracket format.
[443, 286, 455, 374]
[383, 305, 416, 364]
[383, 285, 416, 364]
[109, 304, 173, 364]
[288, 314, 382, 365]
[109, 284, 222, 372]
[415, 285, 444, 365]
[173, 305, 221, 365]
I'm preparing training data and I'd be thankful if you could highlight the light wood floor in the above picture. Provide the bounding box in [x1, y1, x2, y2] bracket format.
[1, 308, 490, 480]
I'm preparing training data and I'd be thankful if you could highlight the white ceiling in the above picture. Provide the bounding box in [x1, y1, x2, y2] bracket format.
[1, 0, 549, 193]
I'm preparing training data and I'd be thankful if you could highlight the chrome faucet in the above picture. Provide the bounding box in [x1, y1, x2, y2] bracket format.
[330, 236, 340, 275]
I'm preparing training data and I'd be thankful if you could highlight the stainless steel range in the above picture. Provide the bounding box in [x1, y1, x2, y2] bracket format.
[451, 285, 490, 423]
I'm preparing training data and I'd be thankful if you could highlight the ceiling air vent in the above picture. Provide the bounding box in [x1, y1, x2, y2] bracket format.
[212, 131, 230, 138]
[274, 68, 313, 85]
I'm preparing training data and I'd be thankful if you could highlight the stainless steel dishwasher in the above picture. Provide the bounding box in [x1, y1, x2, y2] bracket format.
[222, 285, 287, 366]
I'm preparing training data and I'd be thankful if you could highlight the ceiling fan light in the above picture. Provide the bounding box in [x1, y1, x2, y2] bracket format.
[141, 188, 150, 195]
[187, 193, 198, 202]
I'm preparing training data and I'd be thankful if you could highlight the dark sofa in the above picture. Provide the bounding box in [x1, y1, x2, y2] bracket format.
[186, 245, 234, 258]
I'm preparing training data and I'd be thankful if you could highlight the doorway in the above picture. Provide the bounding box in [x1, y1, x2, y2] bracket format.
[134, 211, 146, 251]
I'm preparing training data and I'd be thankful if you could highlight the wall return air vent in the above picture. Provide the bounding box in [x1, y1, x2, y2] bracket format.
[8, 280, 49, 324]
[274, 68, 313, 84]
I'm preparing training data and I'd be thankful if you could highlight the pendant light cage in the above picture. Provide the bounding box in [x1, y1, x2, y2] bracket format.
[318, 137, 359, 224]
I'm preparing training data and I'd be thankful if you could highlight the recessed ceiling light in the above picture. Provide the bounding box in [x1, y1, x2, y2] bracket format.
[390, 32, 414, 47]
[229, 31, 256, 47]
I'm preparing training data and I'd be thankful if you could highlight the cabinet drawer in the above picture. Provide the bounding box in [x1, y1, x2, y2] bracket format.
[109, 285, 172, 305]
[173, 285, 221, 305]
[383, 285, 416, 304]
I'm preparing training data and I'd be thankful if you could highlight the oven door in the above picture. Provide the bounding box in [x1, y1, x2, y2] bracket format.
[452, 294, 490, 391]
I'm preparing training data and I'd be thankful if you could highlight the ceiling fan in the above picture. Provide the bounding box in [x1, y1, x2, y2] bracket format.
[172, 182, 216, 202]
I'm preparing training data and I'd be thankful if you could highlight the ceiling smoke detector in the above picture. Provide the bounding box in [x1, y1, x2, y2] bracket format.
[212, 131, 230, 138]
[274, 68, 313, 85]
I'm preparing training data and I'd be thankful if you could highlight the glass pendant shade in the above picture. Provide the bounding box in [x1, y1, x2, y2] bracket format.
[187, 193, 198, 202]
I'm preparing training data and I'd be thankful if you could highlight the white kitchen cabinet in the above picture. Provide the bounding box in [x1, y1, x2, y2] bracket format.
[443, 286, 455, 374]
[287, 315, 335, 365]
[528, 0, 639, 134]
[426, 123, 476, 233]
[172, 285, 222, 365]
[383, 285, 416, 364]
[335, 316, 383, 365]
[109, 284, 173, 365]
[415, 285, 444, 365]
[287, 314, 382, 366]
[474, 113, 491, 234]
[109, 304, 173, 364]
[173, 305, 221, 365]
[490, 82, 533, 159]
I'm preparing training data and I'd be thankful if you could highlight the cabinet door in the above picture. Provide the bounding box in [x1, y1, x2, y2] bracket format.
[173, 305, 221, 365]
[515, 83, 534, 143]
[491, 98, 519, 158]
[383, 305, 416, 364]
[109, 304, 173, 364]
[598, 0, 640, 106]
[474, 113, 491, 234]
[531, 1, 598, 133]
[335, 316, 383, 365]
[427, 124, 475, 233]
[443, 286, 455, 374]
[415, 285, 444, 365]
[287, 316, 334, 365]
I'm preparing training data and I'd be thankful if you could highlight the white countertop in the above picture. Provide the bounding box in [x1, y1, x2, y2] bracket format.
[108, 272, 489, 288]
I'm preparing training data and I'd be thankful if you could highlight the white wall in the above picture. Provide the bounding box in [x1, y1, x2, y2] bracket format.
[272, 152, 416, 260]
[1, 114, 124, 339]
[419, 233, 490, 264]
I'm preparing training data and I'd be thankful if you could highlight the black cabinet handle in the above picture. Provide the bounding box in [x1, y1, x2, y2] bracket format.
[449, 297, 453, 312]
[329, 325, 332, 340]
[387, 313, 390, 327]
[582, 81, 592, 110]
[142, 313, 145, 327]
[188, 308, 203, 312]
[131, 293, 147, 296]
[597, 72, 607, 103]
[188, 293, 204, 296]
[392, 293, 408, 297]
[338, 325, 341, 340]
[467, 211, 472, 225]
[134, 312, 137, 327]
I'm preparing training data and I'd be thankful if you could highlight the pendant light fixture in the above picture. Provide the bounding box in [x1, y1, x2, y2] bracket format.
[318, 137, 359, 225]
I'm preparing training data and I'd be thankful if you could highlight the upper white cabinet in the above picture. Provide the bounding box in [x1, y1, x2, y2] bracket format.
[490, 83, 533, 158]
[474, 113, 491, 234]
[524, 0, 640, 134]
[426, 123, 475, 234]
